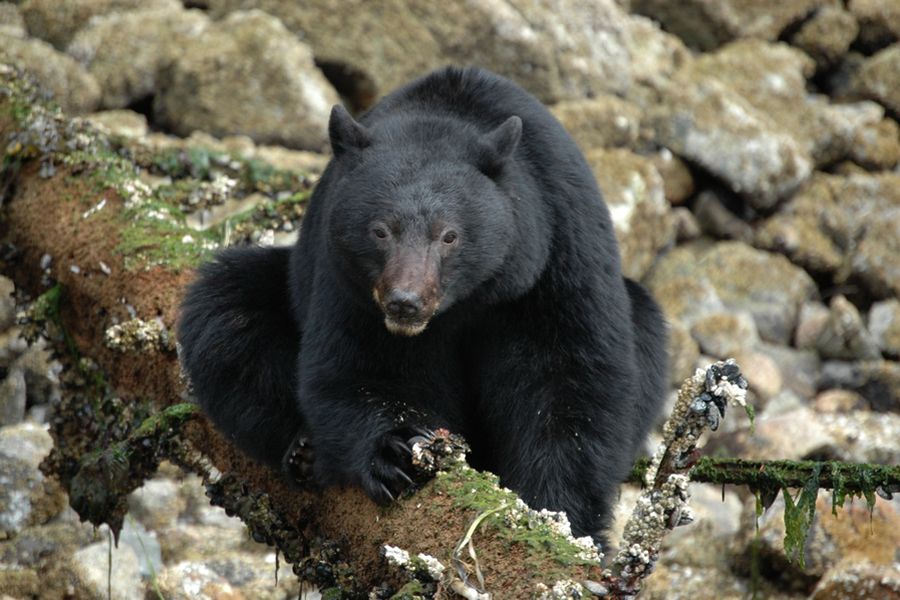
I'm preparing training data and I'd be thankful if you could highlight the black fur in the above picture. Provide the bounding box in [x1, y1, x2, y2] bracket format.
[177, 66, 668, 538]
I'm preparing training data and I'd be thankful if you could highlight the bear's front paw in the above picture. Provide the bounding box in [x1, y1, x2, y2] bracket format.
[362, 426, 433, 504]
[281, 432, 315, 487]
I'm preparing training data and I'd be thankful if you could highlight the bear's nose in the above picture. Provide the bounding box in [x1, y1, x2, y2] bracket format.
[385, 290, 422, 319]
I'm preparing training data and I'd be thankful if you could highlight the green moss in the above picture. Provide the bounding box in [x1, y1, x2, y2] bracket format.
[433, 465, 598, 570]
[390, 581, 426, 599]
[117, 199, 219, 271]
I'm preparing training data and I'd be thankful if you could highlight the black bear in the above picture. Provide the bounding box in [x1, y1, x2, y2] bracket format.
[178, 66, 667, 540]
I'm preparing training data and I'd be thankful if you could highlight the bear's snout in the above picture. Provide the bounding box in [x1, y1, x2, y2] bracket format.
[385, 289, 424, 320]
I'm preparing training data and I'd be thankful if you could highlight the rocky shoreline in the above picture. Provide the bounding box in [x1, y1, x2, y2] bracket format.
[2, 0, 899, 598]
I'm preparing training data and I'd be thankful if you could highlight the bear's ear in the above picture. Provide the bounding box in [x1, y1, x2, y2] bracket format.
[476, 116, 522, 176]
[329, 105, 371, 157]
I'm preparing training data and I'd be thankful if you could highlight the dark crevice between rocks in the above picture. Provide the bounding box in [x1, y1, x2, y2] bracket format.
[182, 1, 209, 9]
[124, 94, 164, 133]
[315, 59, 378, 114]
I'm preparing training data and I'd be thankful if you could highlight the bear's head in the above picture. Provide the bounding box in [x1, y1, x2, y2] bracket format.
[325, 105, 523, 336]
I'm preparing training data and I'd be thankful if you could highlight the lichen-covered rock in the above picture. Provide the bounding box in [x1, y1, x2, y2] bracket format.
[852, 43, 900, 115]
[795, 301, 831, 350]
[584, 148, 674, 279]
[630, 0, 832, 50]
[0, 3, 26, 38]
[689, 311, 758, 358]
[68, 7, 209, 109]
[821, 360, 900, 412]
[667, 321, 700, 386]
[756, 172, 900, 299]
[820, 410, 900, 464]
[869, 299, 900, 357]
[698, 242, 818, 344]
[816, 295, 881, 361]
[648, 148, 695, 205]
[0, 423, 63, 536]
[85, 109, 150, 139]
[812, 561, 900, 600]
[0, 34, 101, 115]
[789, 5, 859, 68]
[0, 276, 14, 333]
[719, 406, 838, 462]
[849, 0, 900, 50]
[550, 94, 641, 151]
[127, 478, 187, 532]
[848, 112, 900, 170]
[207, 0, 687, 104]
[692, 189, 753, 243]
[641, 70, 811, 209]
[730, 349, 784, 403]
[153, 10, 339, 150]
[688, 40, 863, 167]
[756, 343, 821, 401]
[19, 0, 181, 49]
[71, 541, 143, 600]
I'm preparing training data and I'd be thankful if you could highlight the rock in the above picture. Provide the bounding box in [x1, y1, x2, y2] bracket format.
[0, 276, 13, 331]
[688, 39, 862, 167]
[795, 301, 831, 350]
[0, 3, 25, 38]
[849, 113, 900, 170]
[671, 207, 701, 242]
[84, 109, 150, 139]
[0, 34, 101, 115]
[812, 561, 900, 600]
[154, 561, 242, 600]
[849, 0, 900, 51]
[128, 477, 186, 531]
[756, 172, 900, 299]
[640, 564, 751, 600]
[630, 0, 831, 50]
[869, 299, 900, 357]
[814, 389, 866, 413]
[648, 148, 694, 205]
[820, 360, 900, 412]
[667, 321, 700, 387]
[585, 148, 674, 279]
[175, 553, 302, 599]
[755, 343, 821, 400]
[730, 349, 783, 403]
[20, 0, 181, 49]
[0, 520, 97, 567]
[697, 242, 818, 344]
[735, 492, 900, 592]
[68, 7, 210, 109]
[692, 189, 753, 243]
[789, 5, 859, 68]
[820, 410, 900, 464]
[154, 10, 339, 151]
[852, 215, 900, 300]
[721, 406, 838, 461]
[642, 70, 811, 209]
[550, 94, 641, 151]
[689, 312, 758, 357]
[0, 422, 53, 471]
[645, 244, 725, 326]
[117, 519, 163, 580]
[816, 295, 881, 360]
[0, 370, 26, 426]
[0, 424, 63, 534]
[207, 0, 687, 104]
[71, 541, 143, 600]
[852, 44, 900, 115]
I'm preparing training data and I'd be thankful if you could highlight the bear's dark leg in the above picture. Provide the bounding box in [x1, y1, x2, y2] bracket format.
[178, 246, 306, 473]
[624, 278, 668, 455]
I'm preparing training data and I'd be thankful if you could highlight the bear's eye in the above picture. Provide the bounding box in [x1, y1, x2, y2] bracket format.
[442, 231, 458, 245]
[372, 226, 389, 240]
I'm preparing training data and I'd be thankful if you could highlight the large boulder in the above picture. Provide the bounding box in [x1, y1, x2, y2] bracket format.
[687, 40, 865, 167]
[630, 0, 832, 50]
[851, 43, 900, 115]
[19, 0, 180, 49]
[640, 70, 811, 209]
[68, 7, 210, 109]
[207, 0, 687, 104]
[0, 34, 101, 115]
[755, 172, 900, 300]
[153, 10, 339, 151]
[584, 148, 674, 280]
